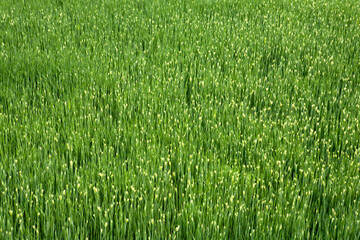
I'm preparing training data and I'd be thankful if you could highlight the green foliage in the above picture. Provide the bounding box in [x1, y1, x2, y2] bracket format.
[1, 0, 360, 239]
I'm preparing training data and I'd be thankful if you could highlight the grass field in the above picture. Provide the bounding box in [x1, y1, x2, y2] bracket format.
[1, 0, 360, 239]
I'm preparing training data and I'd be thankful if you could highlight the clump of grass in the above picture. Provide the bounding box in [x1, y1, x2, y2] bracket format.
[1, 0, 360, 239]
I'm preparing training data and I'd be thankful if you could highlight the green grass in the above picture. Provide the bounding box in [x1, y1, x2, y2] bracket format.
[1, 0, 360, 239]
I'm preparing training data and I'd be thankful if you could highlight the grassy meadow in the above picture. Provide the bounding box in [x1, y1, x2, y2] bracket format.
[1, 0, 360, 238]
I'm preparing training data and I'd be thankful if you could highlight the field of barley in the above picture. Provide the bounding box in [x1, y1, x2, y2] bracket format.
[1, 0, 360, 239]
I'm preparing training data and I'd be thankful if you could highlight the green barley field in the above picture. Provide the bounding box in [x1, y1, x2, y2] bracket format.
[1, 0, 360, 239]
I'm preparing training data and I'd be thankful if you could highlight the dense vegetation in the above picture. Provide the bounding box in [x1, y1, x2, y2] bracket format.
[1, 0, 360, 239]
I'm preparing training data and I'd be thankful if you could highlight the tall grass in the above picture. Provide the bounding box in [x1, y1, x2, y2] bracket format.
[1, 0, 360, 238]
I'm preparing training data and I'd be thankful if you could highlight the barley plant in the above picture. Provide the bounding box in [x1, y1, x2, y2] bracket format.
[1, 0, 360, 239]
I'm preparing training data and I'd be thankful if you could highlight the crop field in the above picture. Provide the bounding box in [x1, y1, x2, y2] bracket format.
[1, 0, 360, 239]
